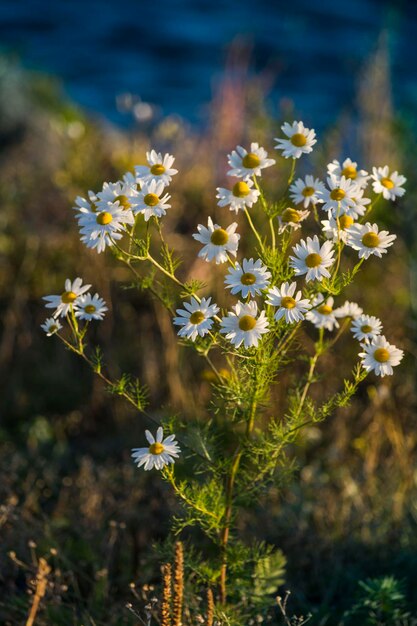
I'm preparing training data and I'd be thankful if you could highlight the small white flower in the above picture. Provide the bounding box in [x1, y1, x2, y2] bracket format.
[290, 175, 325, 208]
[225, 258, 271, 298]
[351, 314, 382, 342]
[96, 180, 139, 213]
[274, 121, 317, 159]
[327, 158, 369, 189]
[320, 175, 360, 216]
[289, 236, 335, 282]
[135, 150, 178, 186]
[216, 179, 260, 213]
[348, 189, 371, 218]
[371, 166, 406, 201]
[227, 143, 275, 179]
[193, 217, 239, 264]
[277, 207, 309, 233]
[359, 335, 403, 377]
[334, 301, 363, 319]
[346, 222, 396, 259]
[265, 281, 311, 323]
[75, 293, 108, 321]
[321, 212, 357, 243]
[173, 297, 219, 341]
[132, 180, 171, 221]
[78, 202, 133, 253]
[131, 427, 180, 471]
[41, 317, 62, 336]
[306, 295, 339, 331]
[220, 301, 269, 349]
[43, 278, 91, 318]
[73, 190, 99, 218]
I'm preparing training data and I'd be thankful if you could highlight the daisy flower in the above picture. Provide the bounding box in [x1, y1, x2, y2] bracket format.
[96, 180, 138, 213]
[227, 143, 275, 179]
[43, 278, 91, 318]
[346, 222, 396, 259]
[321, 213, 356, 243]
[274, 121, 317, 159]
[78, 202, 133, 254]
[306, 295, 339, 331]
[216, 179, 260, 213]
[41, 317, 62, 336]
[351, 314, 382, 342]
[359, 335, 404, 377]
[265, 281, 311, 323]
[131, 427, 180, 471]
[220, 301, 269, 349]
[135, 150, 178, 186]
[225, 258, 271, 298]
[371, 166, 406, 201]
[290, 175, 325, 208]
[334, 301, 363, 319]
[75, 293, 108, 321]
[193, 217, 239, 264]
[327, 158, 369, 189]
[278, 207, 309, 233]
[73, 190, 99, 218]
[173, 296, 219, 341]
[320, 175, 360, 216]
[348, 189, 371, 218]
[289, 236, 335, 282]
[132, 180, 171, 221]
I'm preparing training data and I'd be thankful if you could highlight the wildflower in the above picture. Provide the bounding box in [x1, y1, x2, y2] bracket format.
[359, 335, 403, 377]
[73, 190, 99, 217]
[173, 297, 219, 341]
[225, 258, 271, 298]
[346, 222, 396, 259]
[216, 179, 260, 213]
[327, 158, 369, 189]
[78, 202, 133, 253]
[371, 166, 406, 201]
[133, 180, 171, 221]
[193, 217, 239, 264]
[96, 180, 138, 213]
[131, 427, 180, 471]
[278, 207, 309, 233]
[334, 301, 363, 319]
[220, 301, 269, 349]
[290, 175, 325, 208]
[43, 278, 91, 318]
[321, 213, 356, 243]
[320, 175, 360, 216]
[351, 314, 382, 342]
[41, 317, 62, 336]
[135, 150, 178, 186]
[75, 293, 108, 321]
[348, 190, 371, 219]
[289, 236, 335, 282]
[265, 281, 311, 323]
[274, 121, 316, 159]
[306, 295, 339, 331]
[227, 143, 275, 179]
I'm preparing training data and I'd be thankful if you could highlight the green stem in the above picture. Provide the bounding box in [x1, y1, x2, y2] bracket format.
[244, 208, 265, 253]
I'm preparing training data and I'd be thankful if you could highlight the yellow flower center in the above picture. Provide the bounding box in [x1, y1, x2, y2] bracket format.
[189, 311, 205, 325]
[115, 194, 131, 209]
[210, 228, 229, 246]
[339, 214, 354, 229]
[238, 315, 257, 331]
[281, 296, 296, 309]
[342, 165, 357, 179]
[84, 305, 96, 314]
[241, 272, 256, 285]
[149, 442, 165, 455]
[317, 304, 332, 315]
[330, 188, 346, 201]
[361, 232, 380, 248]
[96, 211, 113, 225]
[361, 325, 373, 333]
[381, 177, 394, 189]
[232, 181, 250, 198]
[61, 291, 77, 304]
[242, 152, 261, 169]
[282, 208, 300, 223]
[302, 186, 315, 197]
[374, 348, 390, 363]
[291, 133, 307, 147]
[150, 163, 166, 175]
[305, 253, 322, 268]
[144, 193, 160, 206]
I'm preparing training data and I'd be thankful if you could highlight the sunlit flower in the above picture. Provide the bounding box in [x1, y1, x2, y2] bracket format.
[348, 189, 371, 218]
[131, 427, 180, 471]
[265, 281, 311, 323]
[220, 301, 269, 349]
[290, 175, 325, 208]
[132, 180, 171, 221]
[274, 121, 317, 159]
[289, 236, 335, 282]
[173, 297, 219, 341]
[193, 217, 239, 264]
[334, 301, 363, 319]
[43, 278, 91, 318]
[96, 180, 138, 214]
[351, 314, 382, 342]
[225, 258, 271, 298]
[320, 175, 360, 216]
[346, 222, 396, 259]
[359, 335, 403, 377]
[321, 213, 357, 243]
[75, 293, 108, 321]
[227, 143, 275, 179]
[371, 166, 406, 201]
[216, 179, 260, 213]
[78, 202, 133, 253]
[306, 295, 339, 331]
[73, 190, 99, 218]
[327, 158, 369, 189]
[41, 317, 62, 336]
[277, 207, 309, 233]
[135, 150, 178, 186]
